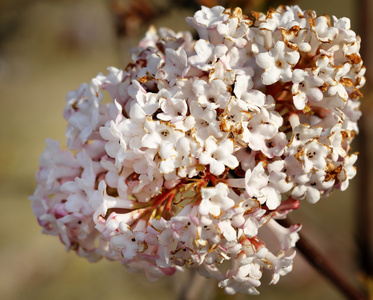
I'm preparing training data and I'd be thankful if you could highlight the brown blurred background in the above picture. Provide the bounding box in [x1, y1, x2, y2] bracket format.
[0, 0, 372, 299]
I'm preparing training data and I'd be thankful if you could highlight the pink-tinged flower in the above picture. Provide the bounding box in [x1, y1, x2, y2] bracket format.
[218, 254, 262, 295]
[35, 139, 81, 189]
[64, 79, 110, 150]
[266, 219, 301, 251]
[100, 67, 125, 103]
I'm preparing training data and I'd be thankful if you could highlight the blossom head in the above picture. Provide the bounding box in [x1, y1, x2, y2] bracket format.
[31, 5, 364, 295]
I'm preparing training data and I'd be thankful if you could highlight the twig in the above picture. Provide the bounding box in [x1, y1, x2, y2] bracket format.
[278, 219, 368, 300]
[356, 113, 373, 277]
[178, 269, 212, 300]
[356, 0, 373, 283]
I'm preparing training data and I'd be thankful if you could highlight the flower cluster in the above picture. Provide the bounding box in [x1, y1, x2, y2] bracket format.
[31, 5, 364, 295]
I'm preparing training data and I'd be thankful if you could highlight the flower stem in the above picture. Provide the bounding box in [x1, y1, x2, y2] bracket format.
[277, 219, 368, 300]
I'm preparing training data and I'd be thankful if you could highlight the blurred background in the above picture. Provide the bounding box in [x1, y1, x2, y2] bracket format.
[0, 0, 372, 299]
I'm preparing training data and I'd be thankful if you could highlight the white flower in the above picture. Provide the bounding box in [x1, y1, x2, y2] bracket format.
[208, 60, 235, 85]
[295, 139, 331, 173]
[216, 8, 251, 48]
[158, 95, 188, 123]
[188, 40, 228, 70]
[197, 216, 220, 244]
[186, 6, 228, 43]
[128, 80, 159, 122]
[193, 79, 231, 109]
[245, 162, 268, 199]
[219, 99, 251, 133]
[99, 102, 127, 165]
[93, 181, 134, 221]
[141, 118, 183, 149]
[170, 205, 199, 244]
[288, 121, 322, 149]
[292, 69, 324, 110]
[199, 136, 239, 176]
[262, 161, 293, 209]
[189, 101, 223, 141]
[291, 170, 333, 204]
[219, 261, 262, 295]
[199, 183, 234, 217]
[218, 248, 268, 295]
[241, 107, 282, 153]
[261, 132, 288, 158]
[256, 41, 300, 85]
[159, 142, 178, 174]
[242, 210, 264, 238]
[234, 73, 268, 111]
[156, 49, 189, 84]
[265, 250, 296, 285]
[311, 16, 338, 43]
[342, 100, 361, 132]
[338, 153, 358, 191]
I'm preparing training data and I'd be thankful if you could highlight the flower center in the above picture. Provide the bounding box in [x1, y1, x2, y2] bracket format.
[161, 130, 170, 137]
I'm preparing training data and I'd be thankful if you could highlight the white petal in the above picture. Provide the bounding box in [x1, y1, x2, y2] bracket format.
[256, 52, 275, 69]
[262, 66, 281, 85]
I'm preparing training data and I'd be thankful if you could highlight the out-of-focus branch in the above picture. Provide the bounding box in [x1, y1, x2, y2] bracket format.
[108, 0, 298, 41]
[278, 219, 368, 300]
[109, 0, 203, 39]
[356, 0, 373, 291]
[196, 0, 297, 14]
[177, 269, 215, 300]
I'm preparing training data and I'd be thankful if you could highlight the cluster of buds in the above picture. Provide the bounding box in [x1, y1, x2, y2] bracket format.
[31, 5, 364, 295]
